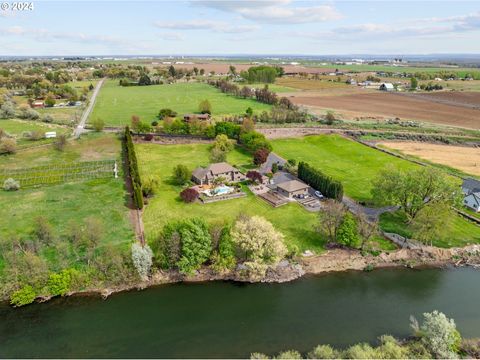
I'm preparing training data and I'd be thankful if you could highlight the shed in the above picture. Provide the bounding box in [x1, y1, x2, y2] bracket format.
[379, 83, 394, 91]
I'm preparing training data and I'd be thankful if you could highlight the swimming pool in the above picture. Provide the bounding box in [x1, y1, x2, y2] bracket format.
[213, 185, 234, 196]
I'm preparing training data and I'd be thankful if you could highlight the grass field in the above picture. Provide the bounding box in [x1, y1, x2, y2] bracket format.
[90, 81, 273, 126]
[0, 119, 67, 136]
[136, 143, 324, 253]
[0, 177, 133, 246]
[380, 211, 480, 248]
[0, 132, 120, 169]
[248, 82, 297, 93]
[276, 77, 351, 91]
[271, 135, 417, 202]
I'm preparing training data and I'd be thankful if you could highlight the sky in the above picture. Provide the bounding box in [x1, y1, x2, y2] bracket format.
[1, 0, 480, 56]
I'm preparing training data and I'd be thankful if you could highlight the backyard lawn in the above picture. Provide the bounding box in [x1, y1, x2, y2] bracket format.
[136, 143, 324, 253]
[90, 81, 272, 126]
[272, 134, 418, 202]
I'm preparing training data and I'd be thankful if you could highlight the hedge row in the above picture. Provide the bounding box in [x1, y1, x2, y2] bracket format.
[124, 126, 144, 209]
[298, 161, 343, 201]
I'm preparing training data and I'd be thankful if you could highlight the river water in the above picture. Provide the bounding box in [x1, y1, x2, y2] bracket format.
[1, 267, 479, 358]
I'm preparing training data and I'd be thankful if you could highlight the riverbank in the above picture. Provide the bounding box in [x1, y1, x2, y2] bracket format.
[28, 243, 480, 305]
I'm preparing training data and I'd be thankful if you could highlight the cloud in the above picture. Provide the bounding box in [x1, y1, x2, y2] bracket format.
[157, 32, 185, 41]
[154, 20, 259, 33]
[291, 11, 480, 42]
[193, 0, 342, 24]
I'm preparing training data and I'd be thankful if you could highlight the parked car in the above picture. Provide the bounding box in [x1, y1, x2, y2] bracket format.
[314, 191, 324, 199]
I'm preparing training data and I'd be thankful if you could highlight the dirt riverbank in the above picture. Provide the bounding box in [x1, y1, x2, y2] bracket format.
[43, 244, 480, 303]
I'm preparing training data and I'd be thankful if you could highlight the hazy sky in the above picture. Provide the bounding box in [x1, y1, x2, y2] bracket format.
[1, 0, 480, 56]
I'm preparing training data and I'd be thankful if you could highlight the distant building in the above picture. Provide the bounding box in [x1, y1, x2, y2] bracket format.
[45, 132, 57, 139]
[183, 113, 211, 122]
[32, 100, 45, 108]
[379, 83, 395, 91]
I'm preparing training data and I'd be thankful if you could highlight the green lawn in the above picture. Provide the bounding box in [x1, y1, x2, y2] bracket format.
[89, 81, 272, 126]
[0, 119, 68, 136]
[136, 143, 324, 253]
[380, 211, 480, 248]
[271, 135, 418, 202]
[247, 82, 297, 93]
[0, 178, 133, 246]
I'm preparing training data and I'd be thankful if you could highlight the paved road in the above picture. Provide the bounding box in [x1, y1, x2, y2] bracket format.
[74, 78, 105, 138]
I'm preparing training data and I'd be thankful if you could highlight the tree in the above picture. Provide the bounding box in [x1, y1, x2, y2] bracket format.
[158, 108, 177, 119]
[176, 218, 212, 274]
[3, 178, 20, 191]
[53, 134, 67, 151]
[412, 310, 461, 359]
[211, 225, 236, 272]
[410, 77, 418, 90]
[241, 117, 255, 133]
[372, 166, 459, 222]
[276, 350, 302, 359]
[307, 345, 339, 359]
[10, 285, 36, 307]
[44, 96, 56, 107]
[231, 215, 287, 265]
[0, 138, 17, 154]
[246, 170, 263, 184]
[271, 163, 278, 173]
[138, 73, 151, 86]
[357, 213, 378, 250]
[210, 146, 227, 163]
[210, 134, 233, 162]
[131, 115, 141, 131]
[198, 99, 212, 114]
[180, 188, 199, 203]
[47, 269, 77, 297]
[228, 65, 237, 77]
[92, 118, 105, 132]
[336, 212, 359, 247]
[317, 200, 347, 243]
[411, 203, 453, 246]
[168, 65, 176, 77]
[173, 164, 191, 185]
[253, 148, 270, 165]
[131, 243, 153, 279]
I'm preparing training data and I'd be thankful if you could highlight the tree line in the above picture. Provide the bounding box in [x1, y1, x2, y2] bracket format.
[124, 126, 144, 209]
[298, 162, 344, 201]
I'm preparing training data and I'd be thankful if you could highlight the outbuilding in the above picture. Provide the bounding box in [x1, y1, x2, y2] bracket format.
[276, 180, 309, 199]
[379, 83, 395, 91]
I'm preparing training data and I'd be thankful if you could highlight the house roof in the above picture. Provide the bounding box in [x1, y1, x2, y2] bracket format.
[277, 180, 309, 193]
[207, 162, 237, 175]
[462, 178, 480, 194]
[192, 162, 238, 180]
[466, 192, 480, 208]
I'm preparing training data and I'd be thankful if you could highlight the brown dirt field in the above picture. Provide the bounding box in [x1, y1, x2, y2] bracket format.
[291, 92, 480, 129]
[378, 141, 480, 176]
[407, 91, 480, 110]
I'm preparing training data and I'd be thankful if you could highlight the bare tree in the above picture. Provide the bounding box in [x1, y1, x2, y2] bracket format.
[357, 213, 378, 250]
[317, 200, 347, 243]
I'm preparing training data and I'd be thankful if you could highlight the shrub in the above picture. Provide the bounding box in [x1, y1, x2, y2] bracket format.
[240, 131, 272, 153]
[92, 118, 105, 132]
[250, 353, 269, 360]
[246, 170, 263, 184]
[47, 269, 77, 297]
[271, 163, 278, 173]
[29, 129, 45, 141]
[10, 285, 36, 307]
[42, 114, 54, 123]
[0, 138, 17, 154]
[180, 188, 199, 203]
[198, 99, 212, 114]
[44, 96, 56, 107]
[253, 148, 270, 165]
[307, 344, 338, 359]
[53, 134, 68, 151]
[142, 176, 159, 197]
[158, 108, 177, 119]
[176, 218, 212, 274]
[0, 101, 16, 119]
[33, 216, 54, 244]
[144, 134, 154, 141]
[276, 350, 302, 359]
[324, 111, 336, 125]
[3, 178, 20, 191]
[173, 164, 191, 185]
[336, 212, 359, 248]
[131, 242, 153, 279]
[151, 120, 159, 127]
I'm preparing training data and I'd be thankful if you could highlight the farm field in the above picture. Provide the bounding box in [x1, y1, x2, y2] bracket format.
[276, 77, 355, 92]
[0, 119, 69, 137]
[135, 143, 324, 253]
[290, 92, 480, 129]
[378, 141, 480, 176]
[408, 91, 480, 110]
[90, 81, 272, 126]
[271, 134, 417, 202]
[0, 133, 120, 169]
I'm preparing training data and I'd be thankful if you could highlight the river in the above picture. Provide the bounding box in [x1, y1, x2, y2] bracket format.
[1, 267, 479, 358]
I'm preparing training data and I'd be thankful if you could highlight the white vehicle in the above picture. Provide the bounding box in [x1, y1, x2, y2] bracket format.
[314, 191, 324, 199]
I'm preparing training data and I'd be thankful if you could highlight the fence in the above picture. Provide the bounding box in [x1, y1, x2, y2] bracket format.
[0, 159, 116, 187]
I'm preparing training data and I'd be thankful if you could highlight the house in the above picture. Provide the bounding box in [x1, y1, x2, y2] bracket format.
[32, 100, 45, 108]
[183, 113, 211, 122]
[276, 180, 309, 199]
[379, 83, 395, 91]
[462, 178, 480, 212]
[192, 162, 246, 185]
